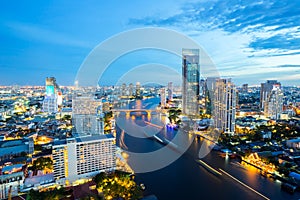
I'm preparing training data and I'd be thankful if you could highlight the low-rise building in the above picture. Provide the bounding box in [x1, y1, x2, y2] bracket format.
[0, 138, 34, 161]
[0, 164, 24, 199]
[286, 138, 300, 149]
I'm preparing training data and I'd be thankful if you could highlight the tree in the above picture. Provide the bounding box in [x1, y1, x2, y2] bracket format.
[95, 172, 143, 200]
[26, 188, 67, 200]
[62, 114, 71, 121]
[104, 111, 113, 134]
[168, 108, 181, 125]
[32, 157, 53, 171]
[94, 172, 107, 186]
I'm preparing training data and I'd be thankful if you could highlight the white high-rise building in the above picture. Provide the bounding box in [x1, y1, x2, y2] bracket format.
[213, 78, 236, 134]
[167, 82, 173, 101]
[128, 83, 134, 96]
[260, 80, 281, 110]
[43, 96, 58, 113]
[160, 88, 166, 108]
[264, 85, 283, 120]
[52, 134, 116, 186]
[72, 94, 104, 136]
[121, 83, 127, 96]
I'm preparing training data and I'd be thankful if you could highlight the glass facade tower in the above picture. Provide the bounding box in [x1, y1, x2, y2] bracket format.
[182, 49, 200, 116]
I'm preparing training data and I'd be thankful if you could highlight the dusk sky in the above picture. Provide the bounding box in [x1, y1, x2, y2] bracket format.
[1, 0, 300, 86]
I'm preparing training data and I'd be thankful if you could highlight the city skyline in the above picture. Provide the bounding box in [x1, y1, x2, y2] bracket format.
[1, 1, 300, 86]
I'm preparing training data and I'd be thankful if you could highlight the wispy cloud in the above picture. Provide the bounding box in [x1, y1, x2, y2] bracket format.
[128, 0, 300, 85]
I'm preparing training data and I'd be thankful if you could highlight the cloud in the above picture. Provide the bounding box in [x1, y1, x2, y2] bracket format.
[128, 0, 300, 85]
[275, 65, 300, 68]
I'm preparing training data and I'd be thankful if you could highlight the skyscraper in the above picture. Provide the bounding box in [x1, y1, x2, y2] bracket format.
[213, 78, 236, 134]
[242, 84, 248, 93]
[205, 77, 219, 114]
[121, 83, 127, 96]
[128, 83, 134, 97]
[43, 77, 59, 113]
[167, 82, 173, 101]
[260, 80, 281, 110]
[72, 94, 104, 136]
[160, 88, 166, 108]
[264, 85, 283, 120]
[182, 49, 200, 116]
[136, 82, 142, 99]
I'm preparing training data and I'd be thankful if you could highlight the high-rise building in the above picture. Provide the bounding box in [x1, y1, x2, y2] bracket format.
[260, 80, 281, 110]
[136, 82, 142, 99]
[242, 84, 248, 93]
[43, 77, 59, 113]
[264, 85, 283, 120]
[213, 78, 236, 134]
[167, 82, 173, 101]
[182, 49, 200, 116]
[205, 77, 219, 114]
[199, 79, 206, 97]
[52, 134, 116, 185]
[121, 83, 127, 96]
[72, 94, 104, 136]
[128, 83, 134, 97]
[160, 88, 166, 108]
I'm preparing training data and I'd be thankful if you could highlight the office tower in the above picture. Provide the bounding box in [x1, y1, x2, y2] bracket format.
[242, 84, 248, 93]
[167, 82, 173, 101]
[182, 49, 200, 116]
[121, 83, 127, 96]
[43, 77, 59, 113]
[52, 134, 116, 185]
[264, 85, 283, 120]
[260, 80, 281, 110]
[128, 83, 134, 97]
[213, 78, 236, 134]
[205, 77, 218, 114]
[160, 88, 166, 108]
[72, 94, 104, 136]
[206, 77, 218, 92]
[199, 79, 206, 97]
[74, 80, 79, 90]
[136, 82, 142, 99]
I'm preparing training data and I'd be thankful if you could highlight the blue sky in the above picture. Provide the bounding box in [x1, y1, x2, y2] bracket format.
[1, 0, 300, 86]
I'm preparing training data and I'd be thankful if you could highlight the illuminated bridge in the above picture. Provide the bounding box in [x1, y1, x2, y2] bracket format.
[112, 109, 159, 117]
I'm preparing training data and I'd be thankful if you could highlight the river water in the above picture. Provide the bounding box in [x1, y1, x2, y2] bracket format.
[115, 98, 300, 200]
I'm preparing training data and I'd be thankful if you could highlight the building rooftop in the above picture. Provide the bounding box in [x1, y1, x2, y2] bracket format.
[76, 134, 114, 143]
[53, 134, 115, 146]
[2, 163, 23, 173]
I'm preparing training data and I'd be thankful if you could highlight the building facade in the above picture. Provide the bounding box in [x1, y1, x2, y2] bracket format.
[264, 85, 283, 120]
[182, 49, 200, 116]
[72, 95, 104, 136]
[135, 82, 142, 99]
[213, 78, 236, 134]
[167, 82, 173, 101]
[260, 80, 281, 110]
[0, 138, 34, 161]
[160, 88, 166, 108]
[43, 77, 59, 113]
[52, 134, 116, 186]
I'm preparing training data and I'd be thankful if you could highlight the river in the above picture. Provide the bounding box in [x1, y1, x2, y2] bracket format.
[114, 98, 300, 200]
